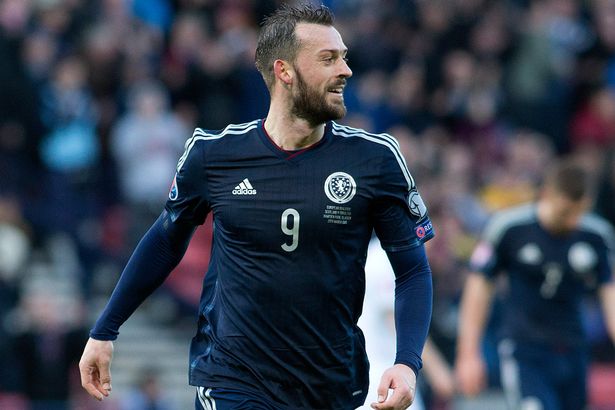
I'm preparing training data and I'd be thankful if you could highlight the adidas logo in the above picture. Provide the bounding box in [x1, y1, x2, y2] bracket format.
[232, 178, 257, 195]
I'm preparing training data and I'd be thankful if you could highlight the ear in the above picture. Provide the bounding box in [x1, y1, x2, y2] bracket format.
[273, 59, 293, 86]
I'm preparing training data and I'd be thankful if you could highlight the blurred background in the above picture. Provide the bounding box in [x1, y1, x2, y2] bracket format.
[0, 0, 614, 409]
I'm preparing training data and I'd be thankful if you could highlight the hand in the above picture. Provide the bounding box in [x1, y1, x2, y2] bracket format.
[455, 351, 486, 397]
[428, 363, 455, 400]
[370, 364, 416, 410]
[79, 338, 114, 401]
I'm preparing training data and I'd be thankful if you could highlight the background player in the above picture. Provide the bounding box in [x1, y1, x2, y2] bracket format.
[79, 4, 434, 410]
[455, 159, 615, 410]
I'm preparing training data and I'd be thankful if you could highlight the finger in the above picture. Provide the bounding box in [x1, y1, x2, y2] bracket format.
[79, 365, 104, 401]
[370, 401, 389, 410]
[83, 382, 104, 401]
[371, 398, 393, 409]
[384, 382, 414, 408]
[371, 391, 391, 408]
[91, 368, 108, 397]
[375, 372, 392, 404]
[97, 358, 113, 393]
[373, 373, 416, 410]
[370, 394, 409, 410]
[79, 360, 91, 392]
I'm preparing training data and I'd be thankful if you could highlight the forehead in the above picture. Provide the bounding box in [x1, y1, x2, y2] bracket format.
[547, 188, 588, 211]
[295, 23, 346, 54]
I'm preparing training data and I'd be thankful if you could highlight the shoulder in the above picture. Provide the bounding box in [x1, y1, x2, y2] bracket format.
[330, 122, 400, 153]
[579, 213, 615, 249]
[189, 120, 260, 147]
[177, 120, 260, 168]
[484, 203, 537, 244]
[331, 121, 413, 184]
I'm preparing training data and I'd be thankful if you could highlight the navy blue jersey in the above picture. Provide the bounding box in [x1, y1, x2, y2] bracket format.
[165, 119, 433, 410]
[470, 204, 614, 347]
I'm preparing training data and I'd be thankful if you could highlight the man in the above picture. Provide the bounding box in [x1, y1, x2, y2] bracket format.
[455, 159, 615, 410]
[79, 4, 434, 410]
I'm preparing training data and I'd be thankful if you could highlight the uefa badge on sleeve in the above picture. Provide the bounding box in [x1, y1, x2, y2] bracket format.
[169, 174, 179, 200]
[408, 190, 427, 219]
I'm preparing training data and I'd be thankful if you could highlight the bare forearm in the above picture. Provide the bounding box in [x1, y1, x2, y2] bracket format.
[457, 273, 494, 356]
[599, 283, 615, 343]
[421, 338, 454, 399]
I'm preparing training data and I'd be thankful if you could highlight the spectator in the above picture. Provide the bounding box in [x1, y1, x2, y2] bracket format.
[0, 198, 30, 398]
[14, 279, 87, 410]
[120, 367, 174, 410]
[570, 87, 615, 149]
[111, 80, 189, 244]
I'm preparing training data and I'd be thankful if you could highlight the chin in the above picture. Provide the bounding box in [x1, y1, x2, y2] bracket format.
[327, 104, 346, 120]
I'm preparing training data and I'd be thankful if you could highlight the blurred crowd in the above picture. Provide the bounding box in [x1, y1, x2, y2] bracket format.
[1, 0, 615, 409]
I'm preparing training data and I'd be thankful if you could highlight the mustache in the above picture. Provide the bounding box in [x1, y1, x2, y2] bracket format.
[328, 80, 347, 88]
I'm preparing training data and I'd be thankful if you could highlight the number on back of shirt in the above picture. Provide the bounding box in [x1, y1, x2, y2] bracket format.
[540, 263, 563, 298]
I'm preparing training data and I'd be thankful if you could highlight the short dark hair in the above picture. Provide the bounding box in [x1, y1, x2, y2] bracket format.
[255, 3, 334, 90]
[543, 159, 592, 201]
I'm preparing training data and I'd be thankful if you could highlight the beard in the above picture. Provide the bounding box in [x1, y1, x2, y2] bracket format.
[291, 68, 347, 127]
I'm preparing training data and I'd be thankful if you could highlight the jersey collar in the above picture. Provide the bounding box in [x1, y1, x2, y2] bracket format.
[257, 119, 333, 162]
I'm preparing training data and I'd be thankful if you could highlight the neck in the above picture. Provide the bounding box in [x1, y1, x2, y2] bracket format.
[536, 200, 554, 232]
[264, 98, 326, 150]
[536, 200, 569, 235]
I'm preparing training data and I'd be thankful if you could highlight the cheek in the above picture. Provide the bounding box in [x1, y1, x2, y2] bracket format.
[566, 213, 584, 229]
[559, 207, 584, 229]
[560, 216, 575, 230]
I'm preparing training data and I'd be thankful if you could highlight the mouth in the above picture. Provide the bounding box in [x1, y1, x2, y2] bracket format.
[327, 86, 345, 97]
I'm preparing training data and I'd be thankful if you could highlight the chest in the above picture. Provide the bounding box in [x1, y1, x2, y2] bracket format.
[204, 155, 380, 251]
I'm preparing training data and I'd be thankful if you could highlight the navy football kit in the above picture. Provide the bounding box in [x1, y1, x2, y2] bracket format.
[470, 204, 615, 410]
[91, 120, 434, 410]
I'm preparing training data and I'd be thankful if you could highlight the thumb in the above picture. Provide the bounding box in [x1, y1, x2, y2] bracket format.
[376, 372, 392, 403]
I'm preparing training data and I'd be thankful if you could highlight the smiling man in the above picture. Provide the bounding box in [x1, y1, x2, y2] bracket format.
[79, 4, 434, 410]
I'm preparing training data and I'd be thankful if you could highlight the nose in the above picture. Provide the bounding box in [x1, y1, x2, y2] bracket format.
[339, 59, 352, 78]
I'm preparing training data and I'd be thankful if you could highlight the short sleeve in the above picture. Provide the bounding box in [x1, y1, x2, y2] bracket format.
[469, 212, 510, 279]
[591, 217, 615, 285]
[596, 244, 614, 286]
[164, 137, 210, 225]
[371, 146, 434, 252]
